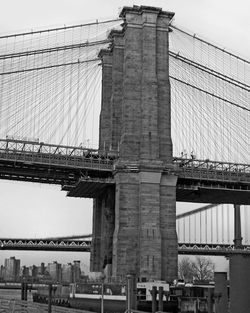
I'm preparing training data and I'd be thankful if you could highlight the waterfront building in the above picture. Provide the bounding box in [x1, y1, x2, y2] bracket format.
[4, 257, 20, 281]
[62, 263, 73, 283]
[73, 260, 81, 283]
[39, 262, 45, 275]
[47, 261, 62, 283]
[21, 266, 29, 280]
[30, 265, 38, 279]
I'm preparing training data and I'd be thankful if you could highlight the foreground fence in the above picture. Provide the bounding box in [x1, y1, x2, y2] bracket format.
[0, 299, 90, 313]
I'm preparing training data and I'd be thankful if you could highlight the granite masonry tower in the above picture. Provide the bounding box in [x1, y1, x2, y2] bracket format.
[91, 5, 177, 282]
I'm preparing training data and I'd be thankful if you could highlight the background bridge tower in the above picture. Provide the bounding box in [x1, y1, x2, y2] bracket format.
[91, 6, 177, 282]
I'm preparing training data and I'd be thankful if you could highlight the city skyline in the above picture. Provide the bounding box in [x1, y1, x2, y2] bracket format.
[0, 255, 85, 283]
[0, 255, 84, 270]
[0, 0, 249, 269]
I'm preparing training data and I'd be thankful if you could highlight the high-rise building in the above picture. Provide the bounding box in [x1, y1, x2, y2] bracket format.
[4, 257, 20, 281]
[0, 265, 4, 280]
[21, 266, 29, 280]
[39, 262, 45, 275]
[73, 260, 81, 283]
[30, 265, 38, 279]
[62, 263, 73, 283]
[47, 261, 61, 282]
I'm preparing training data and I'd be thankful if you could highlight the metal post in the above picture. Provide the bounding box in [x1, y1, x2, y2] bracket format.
[24, 283, 27, 301]
[48, 284, 52, 313]
[195, 298, 199, 313]
[21, 282, 27, 301]
[158, 286, 163, 312]
[101, 273, 105, 313]
[101, 281, 104, 313]
[151, 286, 157, 313]
[127, 274, 132, 313]
[21, 282, 24, 300]
[233, 204, 243, 248]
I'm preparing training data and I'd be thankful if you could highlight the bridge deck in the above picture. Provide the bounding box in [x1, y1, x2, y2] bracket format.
[176, 186, 250, 204]
[0, 139, 249, 203]
[1, 238, 250, 256]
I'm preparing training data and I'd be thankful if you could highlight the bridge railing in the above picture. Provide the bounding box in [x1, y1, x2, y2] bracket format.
[0, 138, 117, 171]
[173, 157, 250, 183]
[0, 139, 250, 183]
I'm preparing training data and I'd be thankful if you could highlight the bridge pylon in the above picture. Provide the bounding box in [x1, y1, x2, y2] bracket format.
[91, 5, 178, 282]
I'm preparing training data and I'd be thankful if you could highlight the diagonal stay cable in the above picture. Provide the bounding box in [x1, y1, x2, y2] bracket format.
[0, 18, 121, 39]
[170, 75, 250, 113]
[170, 24, 250, 65]
[0, 58, 100, 75]
[0, 39, 110, 59]
[169, 51, 250, 91]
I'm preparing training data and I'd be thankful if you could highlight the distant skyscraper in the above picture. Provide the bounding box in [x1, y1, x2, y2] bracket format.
[0, 265, 4, 279]
[4, 257, 20, 281]
[47, 261, 62, 282]
[62, 263, 73, 283]
[30, 265, 38, 279]
[39, 262, 45, 275]
[21, 266, 29, 280]
[73, 260, 81, 283]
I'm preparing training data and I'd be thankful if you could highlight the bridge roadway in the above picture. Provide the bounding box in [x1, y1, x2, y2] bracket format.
[0, 139, 249, 204]
[0, 237, 250, 256]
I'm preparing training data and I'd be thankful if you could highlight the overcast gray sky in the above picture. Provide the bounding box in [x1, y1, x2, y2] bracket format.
[0, 0, 249, 268]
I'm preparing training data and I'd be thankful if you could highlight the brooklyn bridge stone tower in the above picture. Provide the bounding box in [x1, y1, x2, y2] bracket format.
[90, 5, 177, 282]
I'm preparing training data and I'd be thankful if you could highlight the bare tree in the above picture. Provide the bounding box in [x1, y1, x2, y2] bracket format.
[191, 256, 215, 281]
[178, 256, 215, 282]
[178, 257, 194, 282]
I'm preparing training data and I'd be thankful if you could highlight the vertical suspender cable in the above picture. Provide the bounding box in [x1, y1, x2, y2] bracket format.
[188, 215, 191, 243]
[177, 219, 180, 242]
[205, 209, 207, 244]
[211, 206, 213, 243]
[183, 218, 186, 243]
[216, 206, 219, 243]
[194, 213, 196, 243]
[245, 206, 248, 245]
[222, 205, 224, 243]
[200, 211, 202, 243]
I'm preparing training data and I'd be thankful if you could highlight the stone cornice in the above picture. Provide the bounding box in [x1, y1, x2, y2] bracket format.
[119, 5, 175, 20]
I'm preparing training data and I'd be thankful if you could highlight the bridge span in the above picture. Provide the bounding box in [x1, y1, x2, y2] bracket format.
[0, 138, 249, 204]
[1, 237, 250, 256]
